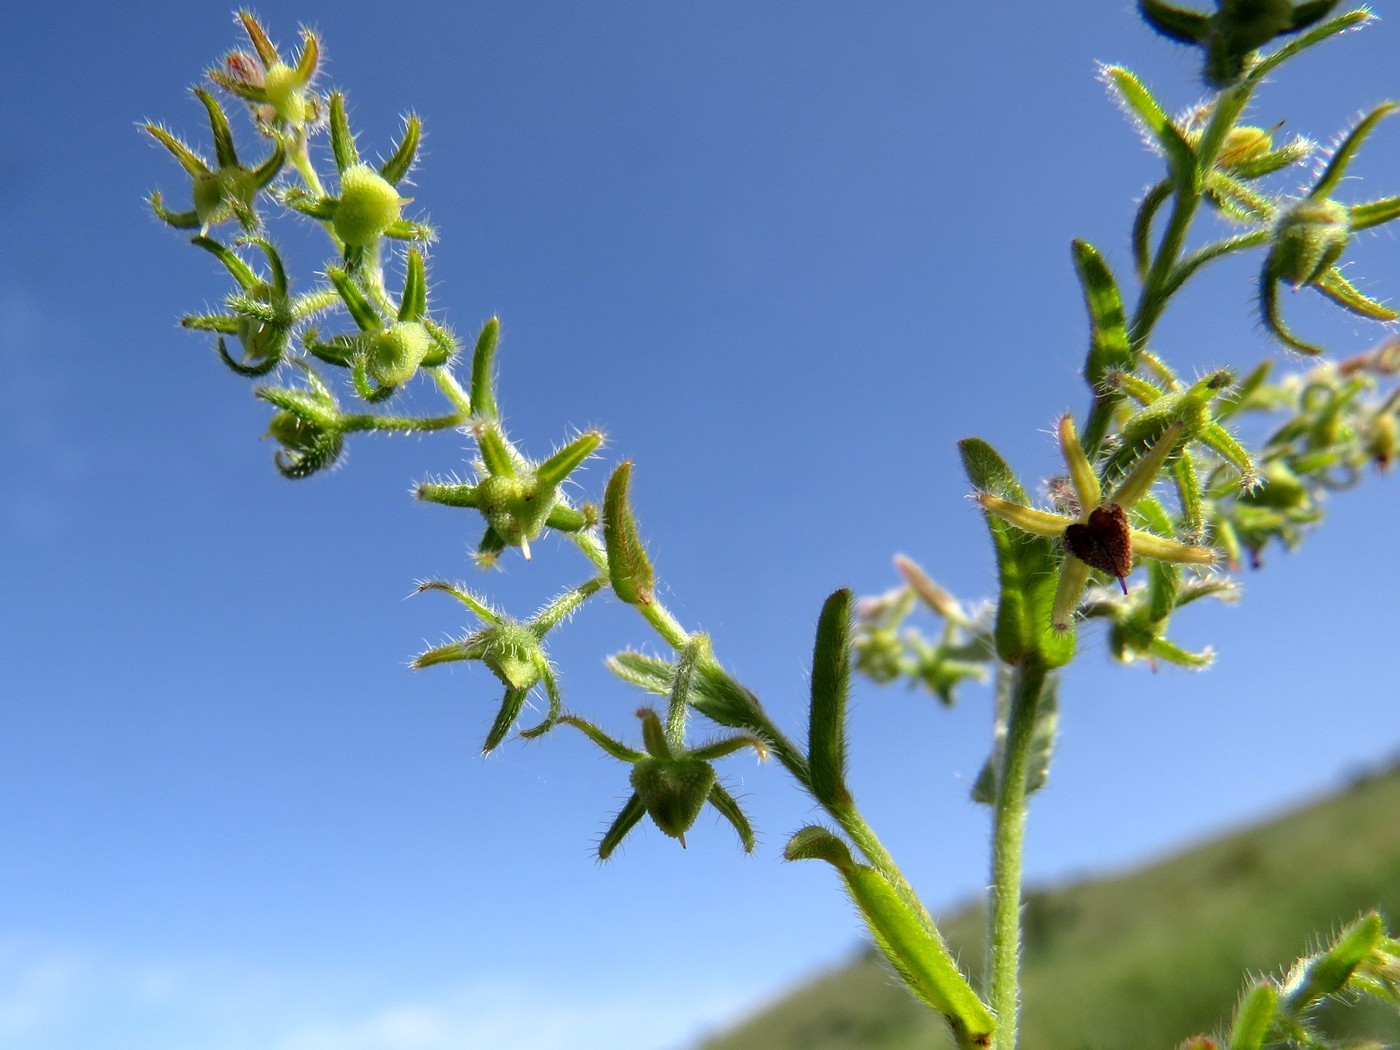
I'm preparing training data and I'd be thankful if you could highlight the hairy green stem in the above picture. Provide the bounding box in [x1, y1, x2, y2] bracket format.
[986, 656, 1049, 1050]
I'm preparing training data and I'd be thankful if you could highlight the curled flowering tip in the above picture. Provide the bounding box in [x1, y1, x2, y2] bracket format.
[208, 11, 322, 129]
[1137, 0, 1343, 87]
[281, 93, 428, 261]
[181, 236, 338, 376]
[1260, 103, 1400, 354]
[146, 89, 285, 231]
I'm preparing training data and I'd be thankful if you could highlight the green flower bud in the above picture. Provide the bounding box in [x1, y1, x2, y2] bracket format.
[333, 164, 404, 245]
[1269, 198, 1350, 289]
[1367, 411, 1398, 471]
[1239, 461, 1309, 508]
[629, 756, 716, 844]
[1217, 125, 1273, 170]
[193, 166, 258, 228]
[366, 321, 431, 386]
[262, 62, 311, 126]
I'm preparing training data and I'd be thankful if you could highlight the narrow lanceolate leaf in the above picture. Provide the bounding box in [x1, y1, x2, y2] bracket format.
[972, 668, 1059, 804]
[960, 439, 1075, 667]
[469, 318, 501, 420]
[1227, 982, 1278, 1050]
[1073, 241, 1135, 389]
[845, 865, 994, 1046]
[782, 827, 995, 1048]
[597, 793, 647, 861]
[808, 589, 853, 809]
[1101, 66, 1195, 190]
[607, 651, 673, 694]
[603, 462, 655, 605]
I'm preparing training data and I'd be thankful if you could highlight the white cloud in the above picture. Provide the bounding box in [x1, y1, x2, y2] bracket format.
[0, 939, 750, 1050]
[274, 977, 749, 1050]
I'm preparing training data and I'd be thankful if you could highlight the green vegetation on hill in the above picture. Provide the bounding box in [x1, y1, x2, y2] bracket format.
[697, 761, 1400, 1050]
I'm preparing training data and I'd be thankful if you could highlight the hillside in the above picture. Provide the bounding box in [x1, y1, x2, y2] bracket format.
[697, 761, 1400, 1050]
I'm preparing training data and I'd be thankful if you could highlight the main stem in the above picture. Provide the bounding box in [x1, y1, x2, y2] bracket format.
[986, 657, 1048, 1050]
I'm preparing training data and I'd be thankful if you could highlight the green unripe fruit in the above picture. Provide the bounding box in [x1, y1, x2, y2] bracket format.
[475, 474, 531, 546]
[193, 166, 257, 227]
[266, 410, 319, 451]
[630, 757, 716, 843]
[1269, 198, 1350, 288]
[236, 283, 282, 362]
[478, 623, 543, 691]
[333, 164, 403, 245]
[366, 321, 431, 386]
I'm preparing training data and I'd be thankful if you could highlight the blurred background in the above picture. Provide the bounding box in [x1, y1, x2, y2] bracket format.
[2, 3, 1398, 1048]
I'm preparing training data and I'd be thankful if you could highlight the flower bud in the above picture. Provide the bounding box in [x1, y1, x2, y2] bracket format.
[1268, 198, 1350, 289]
[261, 62, 312, 126]
[333, 164, 404, 245]
[1217, 125, 1273, 170]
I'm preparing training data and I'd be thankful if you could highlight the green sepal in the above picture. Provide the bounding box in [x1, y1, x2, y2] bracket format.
[960, 439, 1075, 667]
[706, 781, 757, 853]
[1137, 0, 1210, 44]
[1227, 982, 1278, 1050]
[476, 424, 517, 478]
[327, 267, 382, 332]
[380, 114, 422, 185]
[972, 667, 1059, 805]
[469, 318, 501, 420]
[608, 652, 771, 745]
[328, 92, 360, 173]
[537, 431, 603, 491]
[784, 826, 995, 1048]
[808, 588, 853, 809]
[399, 249, 428, 322]
[604, 462, 656, 606]
[556, 714, 646, 763]
[1313, 268, 1399, 322]
[1246, 8, 1372, 85]
[481, 687, 529, 755]
[1350, 194, 1400, 231]
[597, 793, 648, 861]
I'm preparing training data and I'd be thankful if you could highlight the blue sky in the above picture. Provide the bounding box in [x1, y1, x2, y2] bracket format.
[3, 3, 1398, 1049]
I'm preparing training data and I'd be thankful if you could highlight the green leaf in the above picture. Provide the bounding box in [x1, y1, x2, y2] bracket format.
[808, 589, 853, 809]
[972, 667, 1059, 804]
[959, 439, 1075, 667]
[1227, 986, 1276, 1050]
[603, 461, 656, 606]
[1073, 240, 1135, 389]
[1101, 66, 1196, 191]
